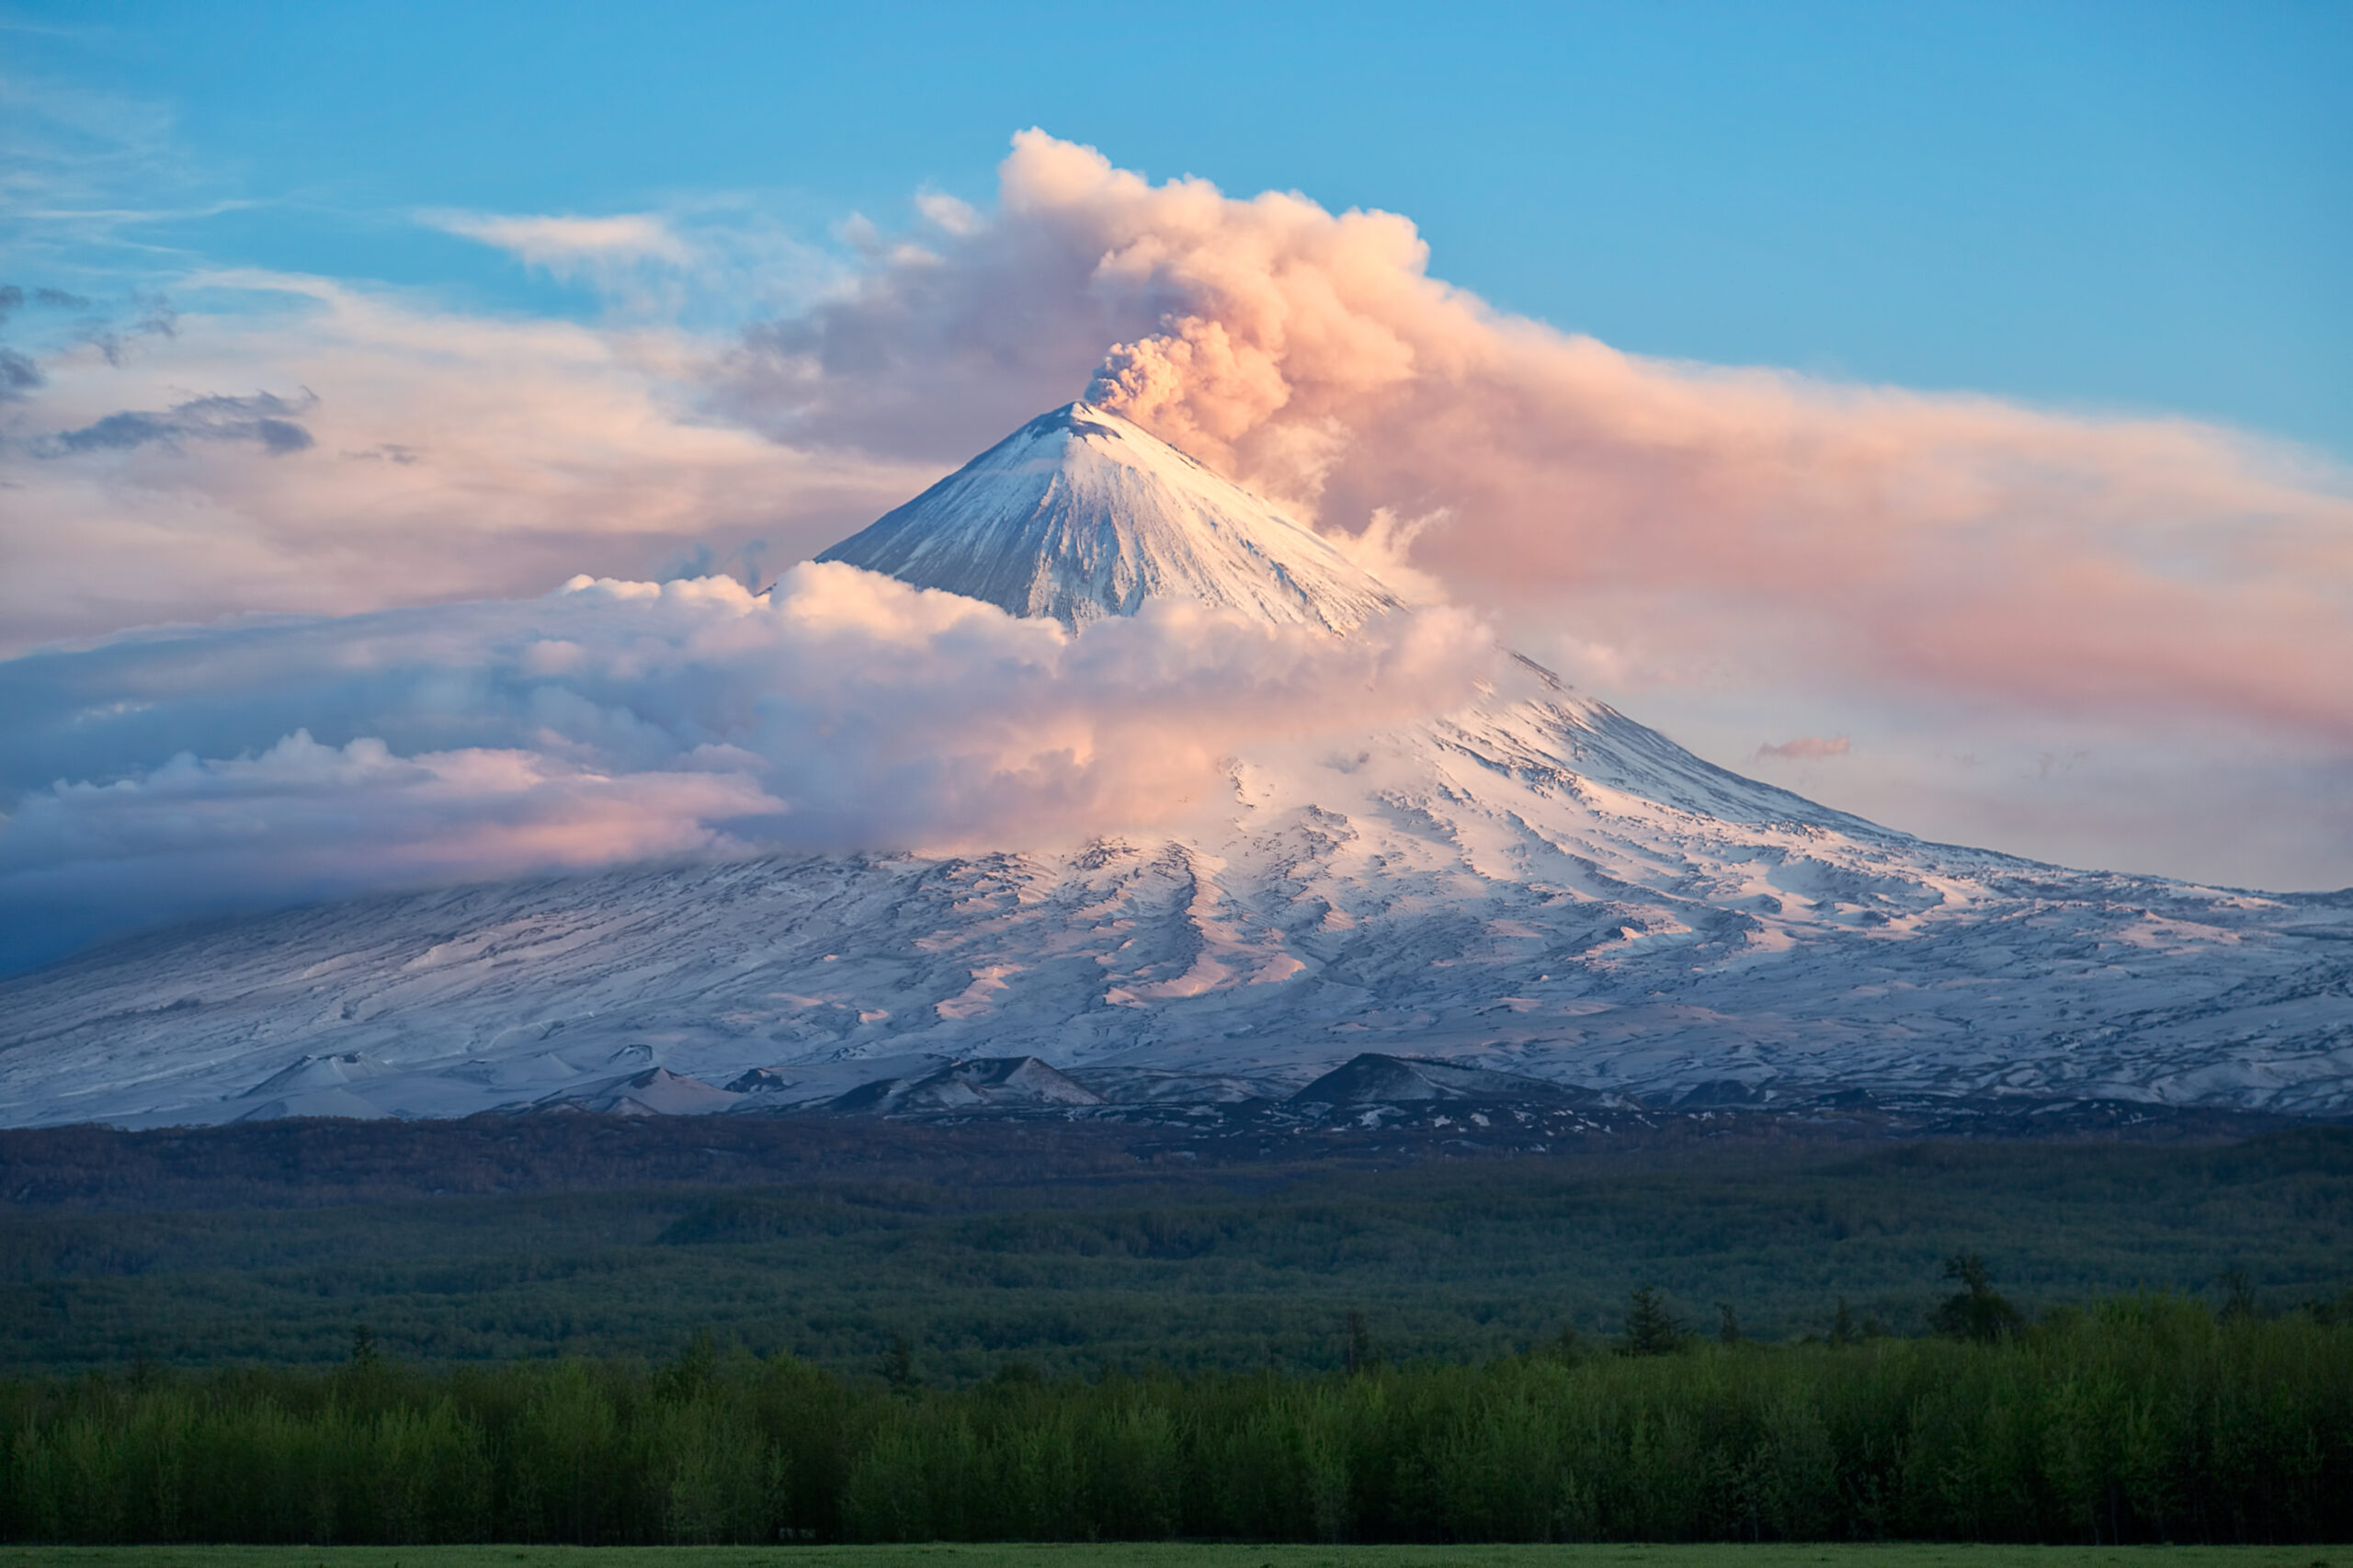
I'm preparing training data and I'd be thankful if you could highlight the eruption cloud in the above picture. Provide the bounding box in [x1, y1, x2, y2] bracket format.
[731, 131, 2353, 742]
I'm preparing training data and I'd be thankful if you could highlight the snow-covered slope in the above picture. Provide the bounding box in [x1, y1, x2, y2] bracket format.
[3, 405, 2348, 1128]
[817, 402, 1402, 630]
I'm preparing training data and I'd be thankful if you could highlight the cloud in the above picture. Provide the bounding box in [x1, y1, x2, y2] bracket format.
[0, 272, 929, 653]
[78, 293, 178, 366]
[43, 388, 315, 455]
[426, 210, 692, 276]
[1753, 735, 1850, 763]
[0, 72, 225, 278]
[913, 190, 983, 238]
[33, 136, 2340, 759]
[4, 127, 2347, 892]
[0, 281, 96, 399]
[718, 131, 2353, 751]
[0, 564, 1496, 971]
[0, 347, 37, 400]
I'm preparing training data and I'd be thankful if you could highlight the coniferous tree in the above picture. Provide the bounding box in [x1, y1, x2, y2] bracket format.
[1931, 1252, 2023, 1342]
[1620, 1285, 1680, 1356]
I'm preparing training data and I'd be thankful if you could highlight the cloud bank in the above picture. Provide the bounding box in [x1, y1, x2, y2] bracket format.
[0, 273, 926, 651]
[3, 129, 2348, 898]
[0, 566, 1495, 972]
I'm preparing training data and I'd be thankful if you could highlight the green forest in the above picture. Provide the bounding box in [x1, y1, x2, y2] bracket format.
[4, 1297, 2348, 1545]
[5, 1129, 2347, 1379]
[6, 1125, 2347, 1546]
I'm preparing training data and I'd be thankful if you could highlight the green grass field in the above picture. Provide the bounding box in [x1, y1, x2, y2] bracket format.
[0, 1545, 2345, 1568]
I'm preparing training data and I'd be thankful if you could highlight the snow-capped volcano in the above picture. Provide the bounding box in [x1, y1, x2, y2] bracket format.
[1, 404, 2347, 1129]
[818, 401, 1402, 630]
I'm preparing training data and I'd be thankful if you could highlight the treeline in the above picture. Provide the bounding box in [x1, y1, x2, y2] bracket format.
[0, 1109, 1158, 1210]
[3, 1296, 2347, 1546]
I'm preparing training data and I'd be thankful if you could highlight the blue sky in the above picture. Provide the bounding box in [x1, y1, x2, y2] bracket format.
[10, 0, 2348, 454]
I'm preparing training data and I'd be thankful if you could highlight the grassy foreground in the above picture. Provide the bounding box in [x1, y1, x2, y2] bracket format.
[0, 1546, 2345, 1567]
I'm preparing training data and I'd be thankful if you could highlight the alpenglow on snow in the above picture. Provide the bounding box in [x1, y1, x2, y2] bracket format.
[2, 401, 2348, 1127]
[819, 403, 1404, 630]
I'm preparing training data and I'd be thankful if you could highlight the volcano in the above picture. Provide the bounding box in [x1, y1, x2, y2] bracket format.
[820, 402, 1402, 631]
[2, 403, 2347, 1128]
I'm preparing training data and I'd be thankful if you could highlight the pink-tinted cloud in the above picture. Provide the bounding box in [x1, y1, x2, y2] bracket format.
[1754, 735, 1851, 763]
[722, 131, 2353, 745]
[423, 210, 691, 273]
[0, 565, 1496, 970]
[0, 273, 927, 653]
[5, 132, 2347, 895]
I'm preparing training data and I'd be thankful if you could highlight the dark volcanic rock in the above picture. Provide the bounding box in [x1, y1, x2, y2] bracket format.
[1289, 1053, 1601, 1108]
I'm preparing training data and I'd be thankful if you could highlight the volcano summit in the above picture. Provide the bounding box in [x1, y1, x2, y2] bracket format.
[1, 403, 2347, 1129]
[820, 403, 1402, 631]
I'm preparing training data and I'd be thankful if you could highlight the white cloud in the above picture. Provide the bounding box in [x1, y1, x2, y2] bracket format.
[1753, 735, 1850, 763]
[0, 271, 930, 653]
[913, 190, 983, 237]
[0, 565, 1496, 971]
[425, 210, 691, 274]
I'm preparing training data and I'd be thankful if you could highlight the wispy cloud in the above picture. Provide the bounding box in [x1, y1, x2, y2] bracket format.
[42, 388, 314, 455]
[419, 202, 845, 328]
[425, 210, 691, 275]
[0, 347, 38, 401]
[1753, 735, 1850, 764]
[0, 271, 926, 652]
[0, 284, 92, 323]
[0, 72, 220, 276]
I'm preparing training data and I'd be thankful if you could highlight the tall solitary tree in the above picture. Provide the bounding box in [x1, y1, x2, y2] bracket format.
[1930, 1252, 2023, 1342]
[1622, 1286, 1681, 1356]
